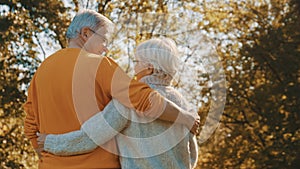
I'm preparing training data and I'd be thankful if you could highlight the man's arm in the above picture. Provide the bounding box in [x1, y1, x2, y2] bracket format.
[158, 97, 199, 131]
[101, 57, 199, 130]
[43, 100, 130, 156]
[23, 75, 40, 154]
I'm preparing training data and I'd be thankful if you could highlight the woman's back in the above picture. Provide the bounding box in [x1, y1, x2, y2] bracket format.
[116, 77, 198, 169]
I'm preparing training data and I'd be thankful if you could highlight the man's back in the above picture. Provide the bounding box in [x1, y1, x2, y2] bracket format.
[24, 48, 121, 168]
[36, 48, 80, 133]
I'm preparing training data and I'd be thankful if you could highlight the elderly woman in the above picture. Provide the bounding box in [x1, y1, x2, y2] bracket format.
[39, 38, 198, 169]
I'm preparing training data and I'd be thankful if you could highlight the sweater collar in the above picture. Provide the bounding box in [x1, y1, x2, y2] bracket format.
[140, 75, 172, 86]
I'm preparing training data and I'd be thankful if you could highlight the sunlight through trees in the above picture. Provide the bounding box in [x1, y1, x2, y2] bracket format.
[0, 0, 299, 168]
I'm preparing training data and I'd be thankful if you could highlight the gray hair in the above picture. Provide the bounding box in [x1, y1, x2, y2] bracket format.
[66, 9, 113, 39]
[135, 38, 180, 78]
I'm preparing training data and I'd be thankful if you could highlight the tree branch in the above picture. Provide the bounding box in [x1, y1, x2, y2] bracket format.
[34, 33, 46, 60]
[85, 0, 89, 9]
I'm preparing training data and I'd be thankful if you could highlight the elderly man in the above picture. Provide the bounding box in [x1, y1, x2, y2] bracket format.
[24, 10, 199, 169]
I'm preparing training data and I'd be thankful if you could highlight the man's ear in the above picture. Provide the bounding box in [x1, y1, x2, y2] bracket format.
[80, 27, 91, 41]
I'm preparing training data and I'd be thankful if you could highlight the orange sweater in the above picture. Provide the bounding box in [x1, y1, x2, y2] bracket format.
[24, 48, 165, 169]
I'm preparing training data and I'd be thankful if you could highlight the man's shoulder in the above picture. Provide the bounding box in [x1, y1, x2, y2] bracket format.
[96, 56, 119, 70]
[41, 48, 79, 62]
[102, 56, 117, 65]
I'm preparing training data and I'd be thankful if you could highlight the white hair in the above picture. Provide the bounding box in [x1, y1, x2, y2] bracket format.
[135, 38, 180, 79]
[66, 9, 113, 39]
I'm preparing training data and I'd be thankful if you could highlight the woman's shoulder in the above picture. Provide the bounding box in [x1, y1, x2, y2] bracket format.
[162, 86, 189, 110]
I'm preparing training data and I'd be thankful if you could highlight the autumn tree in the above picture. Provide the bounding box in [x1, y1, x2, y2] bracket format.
[1, 0, 299, 168]
[0, 0, 71, 168]
[195, 0, 300, 168]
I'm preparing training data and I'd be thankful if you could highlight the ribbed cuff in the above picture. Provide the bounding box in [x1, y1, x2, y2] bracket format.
[44, 134, 57, 153]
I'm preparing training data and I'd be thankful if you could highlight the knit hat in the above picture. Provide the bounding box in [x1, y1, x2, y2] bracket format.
[134, 38, 180, 77]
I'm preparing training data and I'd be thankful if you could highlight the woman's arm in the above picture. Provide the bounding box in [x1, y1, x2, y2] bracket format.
[44, 130, 98, 156]
[43, 100, 130, 156]
[189, 134, 199, 168]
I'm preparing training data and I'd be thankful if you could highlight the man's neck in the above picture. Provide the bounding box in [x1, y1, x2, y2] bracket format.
[68, 38, 84, 49]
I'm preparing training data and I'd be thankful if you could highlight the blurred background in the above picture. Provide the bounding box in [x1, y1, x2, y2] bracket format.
[0, 0, 299, 168]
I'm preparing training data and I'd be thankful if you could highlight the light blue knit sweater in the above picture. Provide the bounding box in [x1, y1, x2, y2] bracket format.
[44, 76, 198, 169]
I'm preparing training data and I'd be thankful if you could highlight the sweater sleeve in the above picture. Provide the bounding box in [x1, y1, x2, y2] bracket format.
[189, 134, 199, 168]
[97, 57, 166, 118]
[44, 100, 130, 156]
[81, 99, 131, 145]
[44, 130, 98, 156]
[23, 74, 39, 148]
